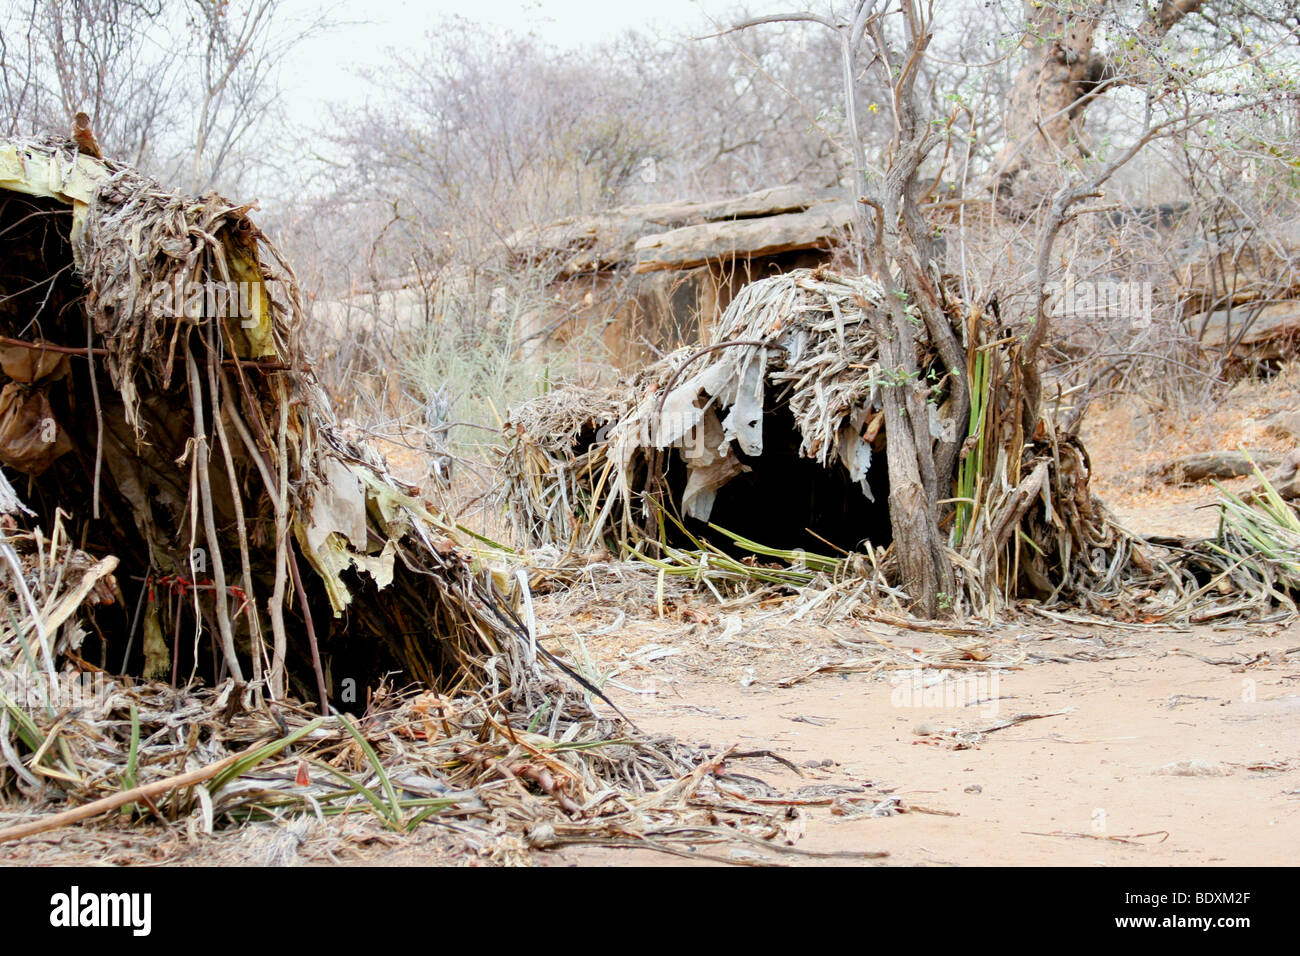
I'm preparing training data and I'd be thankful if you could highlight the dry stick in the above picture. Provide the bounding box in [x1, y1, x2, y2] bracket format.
[0, 335, 110, 357]
[204, 325, 264, 693]
[184, 427, 207, 684]
[84, 315, 104, 519]
[184, 347, 245, 684]
[218, 367, 290, 699]
[0, 335, 289, 369]
[269, 396, 291, 699]
[982, 461, 1050, 569]
[1023, 829, 1169, 845]
[203, 250, 272, 693]
[212, 309, 291, 700]
[0, 745, 256, 844]
[287, 544, 328, 715]
[117, 571, 150, 673]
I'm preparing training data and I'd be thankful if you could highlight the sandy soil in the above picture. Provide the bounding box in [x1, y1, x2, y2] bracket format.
[8, 613, 1293, 868]
[534, 617, 1300, 867]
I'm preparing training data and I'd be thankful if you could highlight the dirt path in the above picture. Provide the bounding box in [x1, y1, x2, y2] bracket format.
[546, 621, 1300, 866]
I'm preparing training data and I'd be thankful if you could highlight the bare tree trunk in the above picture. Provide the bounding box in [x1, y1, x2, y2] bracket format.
[993, 0, 1209, 219]
[867, 291, 955, 616]
[860, 9, 962, 618]
[992, 1, 1106, 219]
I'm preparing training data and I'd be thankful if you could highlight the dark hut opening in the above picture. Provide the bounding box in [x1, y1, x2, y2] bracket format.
[661, 399, 893, 557]
[0, 193, 137, 667]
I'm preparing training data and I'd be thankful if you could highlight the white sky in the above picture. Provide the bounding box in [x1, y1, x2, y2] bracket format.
[277, 0, 795, 113]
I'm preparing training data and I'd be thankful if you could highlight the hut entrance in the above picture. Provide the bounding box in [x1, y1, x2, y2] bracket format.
[0, 192, 141, 668]
[663, 399, 892, 557]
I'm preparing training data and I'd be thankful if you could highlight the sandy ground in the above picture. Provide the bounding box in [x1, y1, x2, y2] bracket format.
[1081, 365, 1300, 538]
[533, 617, 1300, 867]
[10, 614, 1290, 868]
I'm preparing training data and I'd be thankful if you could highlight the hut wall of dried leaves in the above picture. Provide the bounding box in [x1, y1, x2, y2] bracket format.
[0, 138, 692, 836]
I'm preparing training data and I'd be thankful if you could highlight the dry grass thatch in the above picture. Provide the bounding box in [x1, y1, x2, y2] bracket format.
[500, 268, 1297, 624]
[502, 270, 896, 550]
[0, 136, 528, 701]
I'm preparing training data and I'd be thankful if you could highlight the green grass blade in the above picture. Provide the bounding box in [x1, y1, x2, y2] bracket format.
[336, 712, 403, 825]
[209, 717, 324, 793]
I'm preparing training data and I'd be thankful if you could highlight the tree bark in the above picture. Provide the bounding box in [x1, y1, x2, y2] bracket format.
[993, 0, 1208, 219]
[859, 11, 960, 616]
[730, 2, 967, 616]
[992, 1, 1105, 219]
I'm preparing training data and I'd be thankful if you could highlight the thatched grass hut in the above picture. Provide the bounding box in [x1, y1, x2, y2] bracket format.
[0, 136, 532, 708]
[500, 267, 1242, 619]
